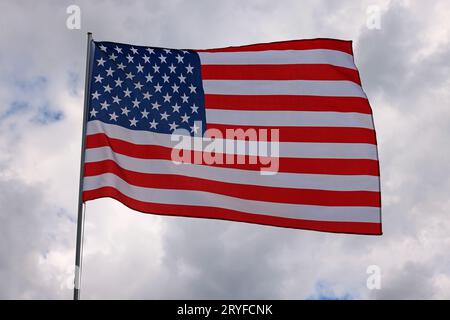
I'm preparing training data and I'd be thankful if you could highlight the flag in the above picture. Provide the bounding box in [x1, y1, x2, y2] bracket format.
[83, 38, 381, 235]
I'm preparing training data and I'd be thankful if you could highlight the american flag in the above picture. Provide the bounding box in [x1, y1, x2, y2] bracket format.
[83, 38, 381, 235]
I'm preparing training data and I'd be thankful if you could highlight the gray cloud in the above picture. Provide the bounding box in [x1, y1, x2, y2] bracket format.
[0, 177, 73, 299]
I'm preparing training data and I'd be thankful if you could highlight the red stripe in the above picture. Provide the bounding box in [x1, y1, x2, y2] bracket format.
[195, 38, 354, 55]
[85, 160, 381, 207]
[204, 94, 372, 113]
[83, 187, 381, 235]
[201, 64, 361, 84]
[86, 133, 380, 176]
[207, 124, 377, 144]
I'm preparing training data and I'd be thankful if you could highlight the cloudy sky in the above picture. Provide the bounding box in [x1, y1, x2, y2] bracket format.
[0, 0, 449, 299]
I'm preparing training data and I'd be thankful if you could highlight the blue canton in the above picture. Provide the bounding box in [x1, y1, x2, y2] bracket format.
[88, 41, 206, 136]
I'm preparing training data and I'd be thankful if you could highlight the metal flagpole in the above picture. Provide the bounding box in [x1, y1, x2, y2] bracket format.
[74, 32, 93, 300]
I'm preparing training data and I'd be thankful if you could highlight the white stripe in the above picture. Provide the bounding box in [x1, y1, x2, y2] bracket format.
[85, 146, 381, 192]
[83, 173, 381, 223]
[206, 110, 374, 129]
[202, 80, 366, 98]
[198, 49, 356, 69]
[87, 120, 378, 159]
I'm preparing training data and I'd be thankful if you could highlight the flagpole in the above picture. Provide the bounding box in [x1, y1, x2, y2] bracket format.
[74, 31, 93, 300]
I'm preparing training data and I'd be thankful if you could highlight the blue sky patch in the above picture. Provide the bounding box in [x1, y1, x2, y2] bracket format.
[31, 104, 64, 125]
[307, 281, 354, 300]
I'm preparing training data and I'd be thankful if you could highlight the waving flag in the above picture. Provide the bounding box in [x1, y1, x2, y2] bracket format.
[82, 38, 381, 235]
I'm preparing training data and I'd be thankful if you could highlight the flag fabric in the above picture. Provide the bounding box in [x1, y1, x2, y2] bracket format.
[83, 38, 382, 235]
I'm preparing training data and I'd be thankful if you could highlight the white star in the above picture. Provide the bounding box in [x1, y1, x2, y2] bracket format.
[123, 88, 132, 97]
[141, 109, 149, 118]
[169, 121, 178, 131]
[109, 112, 118, 121]
[168, 64, 177, 73]
[178, 73, 186, 83]
[181, 113, 190, 123]
[143, 91, 152, 100]
[126, 72, 135, 80]
[121, 106, 130, 116]
[158, 54, 167, 63]
[126, 54, 134, 63]
[99, 44, 107, 52]
[136, 63, 144, 73]
[160, 111, 169, 121]
[142, 55, 151, 63]
[114, 77, 123, 87]
[181, 93, 189, 103]
[190, 122, 200, 134]
[134, 82, 143, 90]
[190, 104, 199, 113]
[149, 119, 158, 129]
[162, 73, 170, 83]
[151, 101, 161, 110]
[171, 83, 180, 93]
[114, 46, 123, 54]
[182, 50, 189, 54]
[106, 67, 115, 77]
[175, 54, 184, 63]
[132, 98, 140, 108]
[100, 101, 110, 110]
[97, 57, 106, 66]
[90, 108, 98, 117]
[112, 95, 122, 104]
[103, 84, 112, 93]
[163, 93, 172, 102]
[129, 117, 138, 126]
[91, 91, 101, 100]
[130, 47, 139, 55]
[109, 53, 118, 61]
[163, 49, 171, 54]
[188, 84, 197, 93]
[117, 62, 126, 70]
[145, 73, 153, 82]
[185, 64, 194, 74]
[172, 103, 181, 113]
[154, 83, 162, 92]
[94, 74, 103, 83]
[146, 48, 155, 55]
[152, 64, 160, 73]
